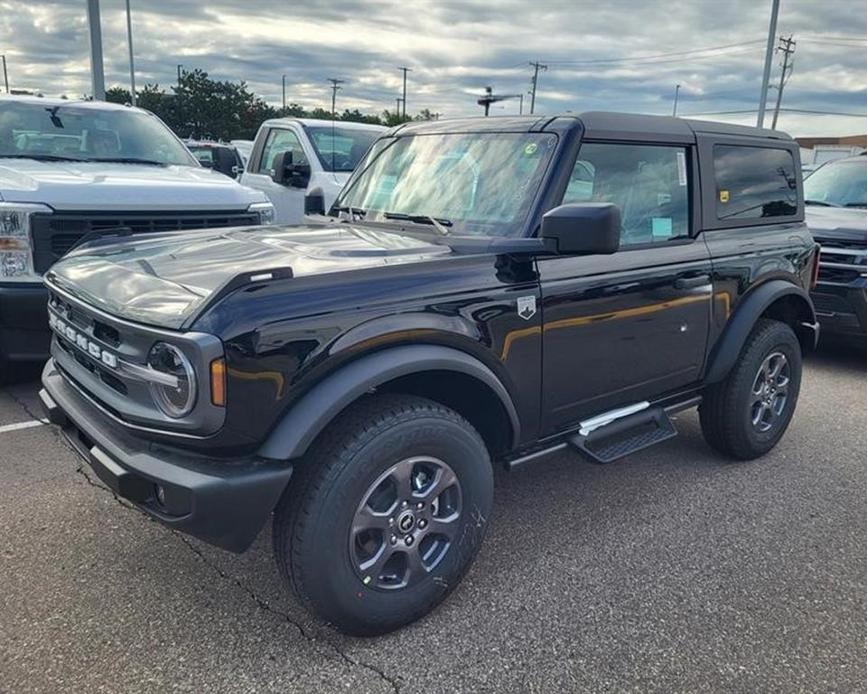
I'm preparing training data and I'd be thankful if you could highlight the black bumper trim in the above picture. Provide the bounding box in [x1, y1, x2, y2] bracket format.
[40, 360, 293, 553]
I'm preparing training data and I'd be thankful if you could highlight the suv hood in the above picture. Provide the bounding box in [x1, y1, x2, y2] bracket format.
[0, 159, 264, 210]
[46, 223, 451, 329]
[805, 206, 867, 244]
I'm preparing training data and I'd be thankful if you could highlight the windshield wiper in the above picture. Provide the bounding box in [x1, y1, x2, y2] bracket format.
[0, 153, 89, 162]
[382, 212, 452, 236]
[805, 199, 840, 207]
[88, 157, 167, 166]
[845, 202, 867, 208]
[333, 205, 366, 221]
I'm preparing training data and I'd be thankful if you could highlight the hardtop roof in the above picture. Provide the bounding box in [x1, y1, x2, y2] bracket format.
[388, 111, 792, 142]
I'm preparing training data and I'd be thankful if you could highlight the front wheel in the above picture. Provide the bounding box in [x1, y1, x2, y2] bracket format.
[699, 318, 802, 460]
[273, 394, 493, 635]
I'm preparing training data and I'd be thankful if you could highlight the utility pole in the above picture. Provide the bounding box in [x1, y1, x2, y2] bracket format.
[282, 74, 286, 110]
[757, 0, 781, 128]
[528, 61, 547, 115]
[398, 66, 411, 118]
[672, 84, 680, 116]
[519, 93, 524, 115]
[86, 0, 105, 100]
[124, 0, 136, 105]
[771, 35, 796, 130]
[177, 64, 183, 133]
[1, 55, 8, 94]
[395, 97, 402, 117]
[327, 78, 345, 117]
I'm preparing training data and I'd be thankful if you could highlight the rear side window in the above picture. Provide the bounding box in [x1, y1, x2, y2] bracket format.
[713, 145, 798, 220]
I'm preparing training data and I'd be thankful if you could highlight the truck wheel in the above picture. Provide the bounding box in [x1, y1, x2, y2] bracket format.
[699, 318, 802, 460]
[273, 394, 493, 635]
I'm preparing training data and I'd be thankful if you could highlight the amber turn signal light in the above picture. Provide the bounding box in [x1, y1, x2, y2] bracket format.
[210, 358, 226, 407]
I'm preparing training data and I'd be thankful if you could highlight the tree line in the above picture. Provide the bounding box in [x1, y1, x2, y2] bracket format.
[105, 69, 439, 141]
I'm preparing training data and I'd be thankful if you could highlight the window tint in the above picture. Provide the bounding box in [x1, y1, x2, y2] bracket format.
[562, 143, 690, 246]
[713, 145, 797, 220]
[257, 128, 307, 174]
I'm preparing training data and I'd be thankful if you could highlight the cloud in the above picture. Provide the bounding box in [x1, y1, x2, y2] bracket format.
[0, 0, 864, 136]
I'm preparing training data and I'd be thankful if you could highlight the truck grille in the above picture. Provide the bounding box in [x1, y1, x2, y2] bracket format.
[816, 238, 866, 285]
[45, 282, 225, 436]
[32, 210, 259, 273]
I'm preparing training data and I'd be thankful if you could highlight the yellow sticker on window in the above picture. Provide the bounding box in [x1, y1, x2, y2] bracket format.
[524, 142, 538, 156]
[719, 190, 730, 203]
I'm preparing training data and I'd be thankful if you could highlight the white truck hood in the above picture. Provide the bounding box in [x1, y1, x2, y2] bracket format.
[0, 159, 266, 210]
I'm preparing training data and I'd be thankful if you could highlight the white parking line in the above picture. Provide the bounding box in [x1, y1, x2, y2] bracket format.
[0, 419, 47, 434]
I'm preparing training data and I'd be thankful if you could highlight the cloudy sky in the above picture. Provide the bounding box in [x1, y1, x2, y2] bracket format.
[1, 0, 865, 136]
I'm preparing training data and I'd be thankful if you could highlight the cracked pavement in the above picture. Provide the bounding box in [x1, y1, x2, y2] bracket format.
[0, 341, 865, 693]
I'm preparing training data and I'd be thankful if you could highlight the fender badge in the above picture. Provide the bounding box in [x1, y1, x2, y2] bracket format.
[517, 295, 537, 321]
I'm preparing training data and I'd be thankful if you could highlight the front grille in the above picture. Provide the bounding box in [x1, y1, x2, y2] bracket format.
[817, 239, 866, 285]
[32, 210, 259, 272]
[46, 282, 226, 437]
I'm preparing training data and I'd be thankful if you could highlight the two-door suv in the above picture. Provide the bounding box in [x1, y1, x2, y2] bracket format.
[40, 113, 819, 635]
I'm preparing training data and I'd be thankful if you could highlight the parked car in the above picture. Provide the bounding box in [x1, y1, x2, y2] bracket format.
[40, 112, 818, 636]
[0, 95, 274, 378]
[185, 140, 245, 179]
[241, 118, 385, 224]
[804, 155, 867, 339]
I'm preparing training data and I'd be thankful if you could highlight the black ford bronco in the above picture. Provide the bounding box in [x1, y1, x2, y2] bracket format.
[39, 113, 819, 635]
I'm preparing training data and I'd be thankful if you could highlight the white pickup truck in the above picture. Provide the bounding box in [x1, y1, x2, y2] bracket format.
[0, 95, 273, 378]
[241, 118, 385, 224]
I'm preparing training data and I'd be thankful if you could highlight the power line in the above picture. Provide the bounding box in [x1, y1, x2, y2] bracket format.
[681, 108, 867, 117]
[546, 47, 761, 70]
[545, 39, 765, 66]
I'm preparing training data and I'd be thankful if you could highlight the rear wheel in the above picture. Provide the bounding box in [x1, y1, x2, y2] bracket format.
[273, 394, 493, 635]
[699, 318, 802, 460]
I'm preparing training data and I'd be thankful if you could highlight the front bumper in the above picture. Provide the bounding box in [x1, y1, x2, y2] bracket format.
[40, 359, 293, 553]
[811, 282, 867, 338]
[0, 282, 51, 363]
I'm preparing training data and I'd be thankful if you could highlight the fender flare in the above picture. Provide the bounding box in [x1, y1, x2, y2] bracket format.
[257, 344, 521, 461]
[704, 280, 817, 384]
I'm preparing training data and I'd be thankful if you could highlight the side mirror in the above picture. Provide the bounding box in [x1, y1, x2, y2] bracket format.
[541, 203, 621, 255]
[271, 150, 311, 189]
[211, 146, 240, 177]
[304, 188, 326, 216]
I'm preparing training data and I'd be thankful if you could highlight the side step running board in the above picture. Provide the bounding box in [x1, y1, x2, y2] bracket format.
[569, 405, 677, 464]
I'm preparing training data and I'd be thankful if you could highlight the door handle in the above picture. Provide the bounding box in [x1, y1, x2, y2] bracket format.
[675, 275, 710, 289]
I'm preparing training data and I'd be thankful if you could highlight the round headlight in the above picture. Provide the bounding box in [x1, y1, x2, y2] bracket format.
[147, 342, 197, 418]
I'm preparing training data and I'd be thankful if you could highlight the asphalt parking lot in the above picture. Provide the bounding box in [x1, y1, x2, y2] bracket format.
[1, 342, 865, 694]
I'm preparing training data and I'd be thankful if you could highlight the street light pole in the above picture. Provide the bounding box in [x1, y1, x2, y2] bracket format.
[398, 66, 411, 118]
[1, 55, 8, 94]
[757, 0, 781, 128]
[86, 0, 105, 100]
[672, 84, 680, 116]
[282, 74, 287, 110]
[124, 0, 136, 105]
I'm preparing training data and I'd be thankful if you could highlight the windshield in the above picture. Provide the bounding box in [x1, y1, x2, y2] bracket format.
[804, 159, 867, 208]
[305, 125, 380, 172]
[336, 132, 558, 236]
[0, 101, 198, 166]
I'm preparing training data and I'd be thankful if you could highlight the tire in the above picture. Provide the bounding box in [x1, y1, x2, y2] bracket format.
[273, 394, 493, 636]
[699, 318, 802, 460]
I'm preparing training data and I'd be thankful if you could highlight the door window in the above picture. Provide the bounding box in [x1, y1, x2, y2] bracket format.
[257, 128, 308, 174]
[562, 143, 690, 246]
